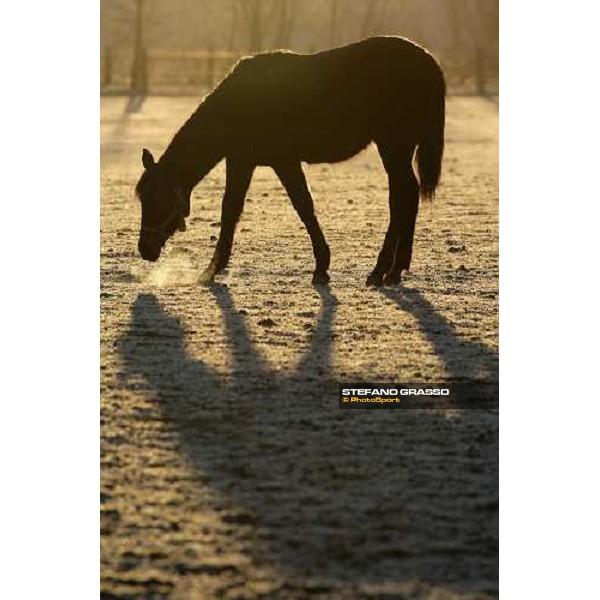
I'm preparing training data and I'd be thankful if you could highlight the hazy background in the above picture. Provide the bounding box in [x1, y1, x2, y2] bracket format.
[100, 0, 498, 95]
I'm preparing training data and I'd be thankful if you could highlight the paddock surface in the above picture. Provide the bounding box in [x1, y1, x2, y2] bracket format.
[101, 95, 498, 599]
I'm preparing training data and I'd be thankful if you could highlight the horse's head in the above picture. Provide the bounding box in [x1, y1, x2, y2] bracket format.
[135, 149, 190, 262]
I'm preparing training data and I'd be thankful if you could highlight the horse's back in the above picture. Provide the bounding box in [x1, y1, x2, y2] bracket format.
[208, 37, 444, 164]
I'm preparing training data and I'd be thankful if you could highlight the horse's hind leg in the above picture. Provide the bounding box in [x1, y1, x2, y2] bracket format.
[384, 159, 419, 285]
[365, 176, 401, 286]
[199, 158, 254, 283]
[367, 142, 417, 286]
[384, 182, 418, 284]
[273, 161, 331, 284]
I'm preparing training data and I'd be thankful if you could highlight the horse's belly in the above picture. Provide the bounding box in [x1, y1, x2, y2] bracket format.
[284, 120, 372, 163]
[299, 137, 372, 163]
[233, 114, 373, 165]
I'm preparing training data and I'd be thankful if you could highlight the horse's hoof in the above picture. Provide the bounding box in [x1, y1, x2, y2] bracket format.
[197, 269, 216, 285]
[365, 272, 384, 287]
[383, 271, 402, 286]
[312, 271, 330, 285]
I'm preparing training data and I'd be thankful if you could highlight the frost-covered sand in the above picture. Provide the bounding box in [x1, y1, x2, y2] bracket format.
[101, 96, 498, 599]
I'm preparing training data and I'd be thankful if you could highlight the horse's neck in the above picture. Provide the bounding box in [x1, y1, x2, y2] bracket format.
[159, 107, 223, 191]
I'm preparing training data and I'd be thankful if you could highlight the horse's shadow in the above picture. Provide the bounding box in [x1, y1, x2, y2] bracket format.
[118, 285, 498, 594]
[380, 286, 499, 384]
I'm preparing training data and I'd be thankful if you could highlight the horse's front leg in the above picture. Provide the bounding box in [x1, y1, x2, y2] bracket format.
[198, 158, 254, 284]
[273, 160, 331, 285]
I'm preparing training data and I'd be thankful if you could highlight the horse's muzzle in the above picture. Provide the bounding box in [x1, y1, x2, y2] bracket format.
[138, 237, 161, 262]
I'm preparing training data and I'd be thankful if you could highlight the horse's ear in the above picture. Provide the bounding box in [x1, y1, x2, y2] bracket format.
[142, 148, 155, 170]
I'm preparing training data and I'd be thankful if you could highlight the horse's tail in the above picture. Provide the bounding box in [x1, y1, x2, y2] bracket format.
[416, 66, 446, 201]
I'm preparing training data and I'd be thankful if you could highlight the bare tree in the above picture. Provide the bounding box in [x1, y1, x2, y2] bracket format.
[98, 0, 498, 95]
[234, 0, 296, 52]
[101, 0, 148, 94]
[228, 0, 238, 51]
[130, 0, 148, 94]
[446, 0, 498, 94]
[237, 0, 268, 51]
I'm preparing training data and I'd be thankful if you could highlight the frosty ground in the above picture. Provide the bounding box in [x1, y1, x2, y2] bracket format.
[101, 95, 498, 599]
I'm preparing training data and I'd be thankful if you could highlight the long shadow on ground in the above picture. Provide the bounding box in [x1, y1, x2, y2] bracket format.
[118, 285, 498, 598]
[380, 287, 499, 383]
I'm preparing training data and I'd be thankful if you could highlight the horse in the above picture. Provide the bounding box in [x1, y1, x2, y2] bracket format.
[135, 36, 445, 286]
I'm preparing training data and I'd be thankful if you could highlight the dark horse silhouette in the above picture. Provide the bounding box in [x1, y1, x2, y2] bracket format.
[135, 36, 446, 286]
